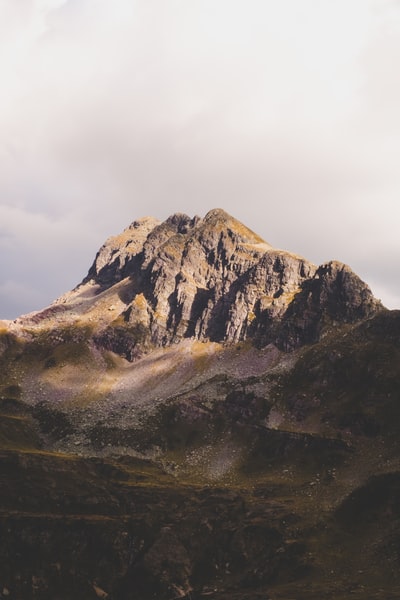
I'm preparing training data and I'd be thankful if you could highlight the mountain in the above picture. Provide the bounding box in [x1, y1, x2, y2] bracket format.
[10, 208, 381, 354]
[1, 209, 400, 599]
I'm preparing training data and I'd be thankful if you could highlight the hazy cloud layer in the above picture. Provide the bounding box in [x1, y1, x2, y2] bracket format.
[1, 0, 400, 318]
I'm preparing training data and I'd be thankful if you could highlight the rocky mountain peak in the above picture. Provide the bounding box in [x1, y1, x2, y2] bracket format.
[164, 212, 201, 232]
[44, 209, 381, 360]
[202, 207, 270, 246]
[15, 209, 383, 360]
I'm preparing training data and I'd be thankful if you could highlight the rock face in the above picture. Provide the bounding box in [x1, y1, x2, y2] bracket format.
[51, 208, 382, 359]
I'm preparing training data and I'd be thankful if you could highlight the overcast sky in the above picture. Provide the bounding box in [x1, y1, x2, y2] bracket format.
[1, 0, 400, 319]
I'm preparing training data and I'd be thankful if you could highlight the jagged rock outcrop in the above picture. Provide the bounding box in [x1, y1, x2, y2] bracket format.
[12, 208, 382, 361]
[262, 260, 383, 350]
[65, 208, 381, 358]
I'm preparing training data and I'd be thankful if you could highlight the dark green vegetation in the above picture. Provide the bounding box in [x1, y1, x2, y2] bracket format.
[1, 311, 400, 598]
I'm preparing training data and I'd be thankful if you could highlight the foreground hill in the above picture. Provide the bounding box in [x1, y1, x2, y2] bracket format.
[1, 209, 399, 599]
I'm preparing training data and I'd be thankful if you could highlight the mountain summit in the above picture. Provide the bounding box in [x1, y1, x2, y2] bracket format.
[17, 208, 382, 359]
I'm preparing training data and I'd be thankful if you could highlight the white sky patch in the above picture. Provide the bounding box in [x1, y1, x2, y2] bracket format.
[0, 0, 400, 317]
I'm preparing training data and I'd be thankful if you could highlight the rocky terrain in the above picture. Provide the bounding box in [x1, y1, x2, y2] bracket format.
[1, 209, 399, 599]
